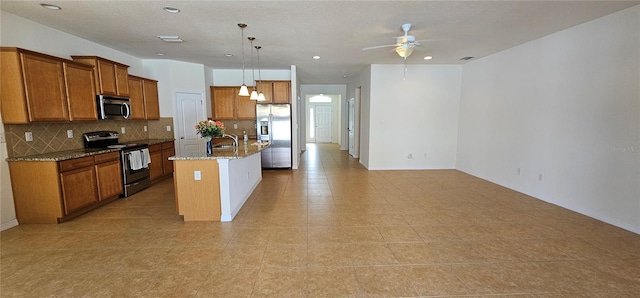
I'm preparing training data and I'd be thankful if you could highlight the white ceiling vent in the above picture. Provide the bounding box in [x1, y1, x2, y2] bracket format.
[157, 36, 184, 43]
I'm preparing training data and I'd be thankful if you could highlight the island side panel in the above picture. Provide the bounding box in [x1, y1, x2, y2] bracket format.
[173, 160, 221, 221]
[218, 153, 263, 221]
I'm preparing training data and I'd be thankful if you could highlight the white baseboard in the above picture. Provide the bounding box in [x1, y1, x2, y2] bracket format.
[1, 219, 19, 231]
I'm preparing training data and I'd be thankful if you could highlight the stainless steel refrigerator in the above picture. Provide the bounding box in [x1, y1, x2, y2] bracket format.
[256, 104, 292, 169]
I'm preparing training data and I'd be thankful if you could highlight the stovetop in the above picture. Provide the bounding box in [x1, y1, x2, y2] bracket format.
[83, 131, 148, 150]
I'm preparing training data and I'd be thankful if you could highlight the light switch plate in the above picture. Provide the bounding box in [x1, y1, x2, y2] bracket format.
[121, 127, 126, 133]
[144, 125, 148, 132]
[67, 130, 73, 138]
[166, 126, 172, 132]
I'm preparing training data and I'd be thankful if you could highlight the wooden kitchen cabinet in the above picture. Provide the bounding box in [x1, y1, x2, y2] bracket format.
[59, 157, 98, 215]
[162, 142, 175, 175]
[143, 79, 160, 120]
[1, 48, 98, 124]
[256, 80, 291, 103]
[63, 61, 97, 121]
[128, 75, 160, 120]
[71, 55, 130, 97]
[128, 75, 146, 120]
[8, 151, 123, 223]
[211, 86, 256, 120]
[94, 152, 123, 201]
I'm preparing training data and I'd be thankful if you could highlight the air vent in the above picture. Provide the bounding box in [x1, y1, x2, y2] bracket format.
[460, 56, 475, 61]
[157, 36, 184, 43]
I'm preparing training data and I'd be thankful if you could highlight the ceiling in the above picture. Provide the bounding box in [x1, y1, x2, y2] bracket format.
[1, 1, 638, 84]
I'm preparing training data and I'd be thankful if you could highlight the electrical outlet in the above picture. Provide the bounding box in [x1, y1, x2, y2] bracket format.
[194, 170, 201, 181]
[144, 125, 148, 132]
[25, 132, 33, 142]
[66, 130, 73, 138]
[166, 126, 172, 132]
[234, 123, 238, 129]
[121, 127, 126, 134]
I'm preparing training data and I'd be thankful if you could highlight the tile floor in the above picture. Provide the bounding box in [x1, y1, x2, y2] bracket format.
[1, 143, 639, 297]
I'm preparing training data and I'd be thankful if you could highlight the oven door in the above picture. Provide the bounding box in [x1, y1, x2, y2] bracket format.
[122, 149, 150, 184]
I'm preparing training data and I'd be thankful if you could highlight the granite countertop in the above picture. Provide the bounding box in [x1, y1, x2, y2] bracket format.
[169, 141, 269, 160]
[6, 138, 175, 162]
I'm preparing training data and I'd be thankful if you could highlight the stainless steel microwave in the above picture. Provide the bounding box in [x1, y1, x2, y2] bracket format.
[97, 95, 131, 120]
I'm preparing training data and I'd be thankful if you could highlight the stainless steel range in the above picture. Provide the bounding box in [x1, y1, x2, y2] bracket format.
[83, 131, 151, 197]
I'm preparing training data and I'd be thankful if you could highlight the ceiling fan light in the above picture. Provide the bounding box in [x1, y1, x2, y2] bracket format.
[257, 92, 266, 101]
[395, 45, 414, 58]
[250, 90, 258, 100]
[238, 85, 250, 96]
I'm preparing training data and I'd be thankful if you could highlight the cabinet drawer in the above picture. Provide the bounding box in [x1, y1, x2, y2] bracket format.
[94, 151, 120, 164]
[149, 143, 162, 152]
[161, 141, 174, 150]
[59, 156, 94, 172]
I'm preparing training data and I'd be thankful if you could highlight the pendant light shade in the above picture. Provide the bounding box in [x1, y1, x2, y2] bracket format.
[255, 45, 266, 101]
[248, 37, 258, 100]
[237, 23, 250, 96]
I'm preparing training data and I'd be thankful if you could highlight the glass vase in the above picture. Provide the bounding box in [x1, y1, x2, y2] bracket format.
[206, 139, 213, 155]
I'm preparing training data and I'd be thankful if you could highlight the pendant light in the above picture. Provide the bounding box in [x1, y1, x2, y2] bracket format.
[248, 37, 258, 100]
[237, 23, 250, 96]
[255, 45, 266, 101]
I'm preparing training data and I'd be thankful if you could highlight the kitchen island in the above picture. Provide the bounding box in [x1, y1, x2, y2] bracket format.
[169, 141, 268, 221]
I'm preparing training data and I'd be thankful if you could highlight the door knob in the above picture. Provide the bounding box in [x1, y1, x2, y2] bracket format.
[180, 137, 185, 139]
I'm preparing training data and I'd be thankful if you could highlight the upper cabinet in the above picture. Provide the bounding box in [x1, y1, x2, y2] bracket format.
[256, 80, 291, 103]
[211, 86, 256, 120]
[128, 75, 160, 120]
[71, 56, 129, 97]
[1, 47, 97, 124]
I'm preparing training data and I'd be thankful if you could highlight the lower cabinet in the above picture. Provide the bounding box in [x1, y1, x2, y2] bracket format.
[150, 141, 175, 183]
[8, 151, 123, 224]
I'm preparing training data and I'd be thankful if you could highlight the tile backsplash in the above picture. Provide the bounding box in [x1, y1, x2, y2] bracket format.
[4, 118, 174, 157]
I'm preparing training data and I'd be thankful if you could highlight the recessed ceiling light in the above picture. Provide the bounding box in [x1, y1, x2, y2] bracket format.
[342, 75, 348, 78]
[157, 36, 184, 43]
[40, 3, 61, 10]
[224, 54, 233, 57]
[312, 56, 320, 60]
[424, 56, 433, 60]
[156, 52, 165, 56]
[163, 6, 180, 13]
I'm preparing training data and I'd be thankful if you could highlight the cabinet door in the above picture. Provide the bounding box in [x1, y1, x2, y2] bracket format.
[95, 159, 123, 201]
[149, 150, 164, 181]
[212, 87, 236, 120]
[128, 76, 145, 120]
[258, 81, 273, 103]
[21, 53, 69, 121]
[60, 166, 98, 215]
[64, 62, 97, 121]
[161, 142, 175, 175]
[96, 60, 117, 95]
[236, 87, 257, 119]
[272, 81, 291, 103]
[115, 64, 129, 96]
[143, 79, 160, 120]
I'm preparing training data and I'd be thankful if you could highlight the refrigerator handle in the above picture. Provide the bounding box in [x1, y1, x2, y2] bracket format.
[269, 113, 274, 143]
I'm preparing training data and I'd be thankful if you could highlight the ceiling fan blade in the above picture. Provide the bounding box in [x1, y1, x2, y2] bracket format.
[414, 38, 452, 43]
[362, 44, 398, 51]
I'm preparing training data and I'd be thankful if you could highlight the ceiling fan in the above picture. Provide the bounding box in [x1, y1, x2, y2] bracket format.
[362, 23, 430, 59]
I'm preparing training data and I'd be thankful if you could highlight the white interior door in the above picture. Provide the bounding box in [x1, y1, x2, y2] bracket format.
[348, 98, 355, 156]
[315, 105, 332, 143]
[176, 92, 205, 155]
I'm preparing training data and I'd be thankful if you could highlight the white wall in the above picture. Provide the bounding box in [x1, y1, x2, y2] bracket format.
[348, 66, 372, 168]
[300, 85, 348, 149]
[457, 6, 640, 233]
[367, 64, 461, 170]
[0, 113, 18, 230]
[204, 66, 215, 118]
[1, 12, 143, 75]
